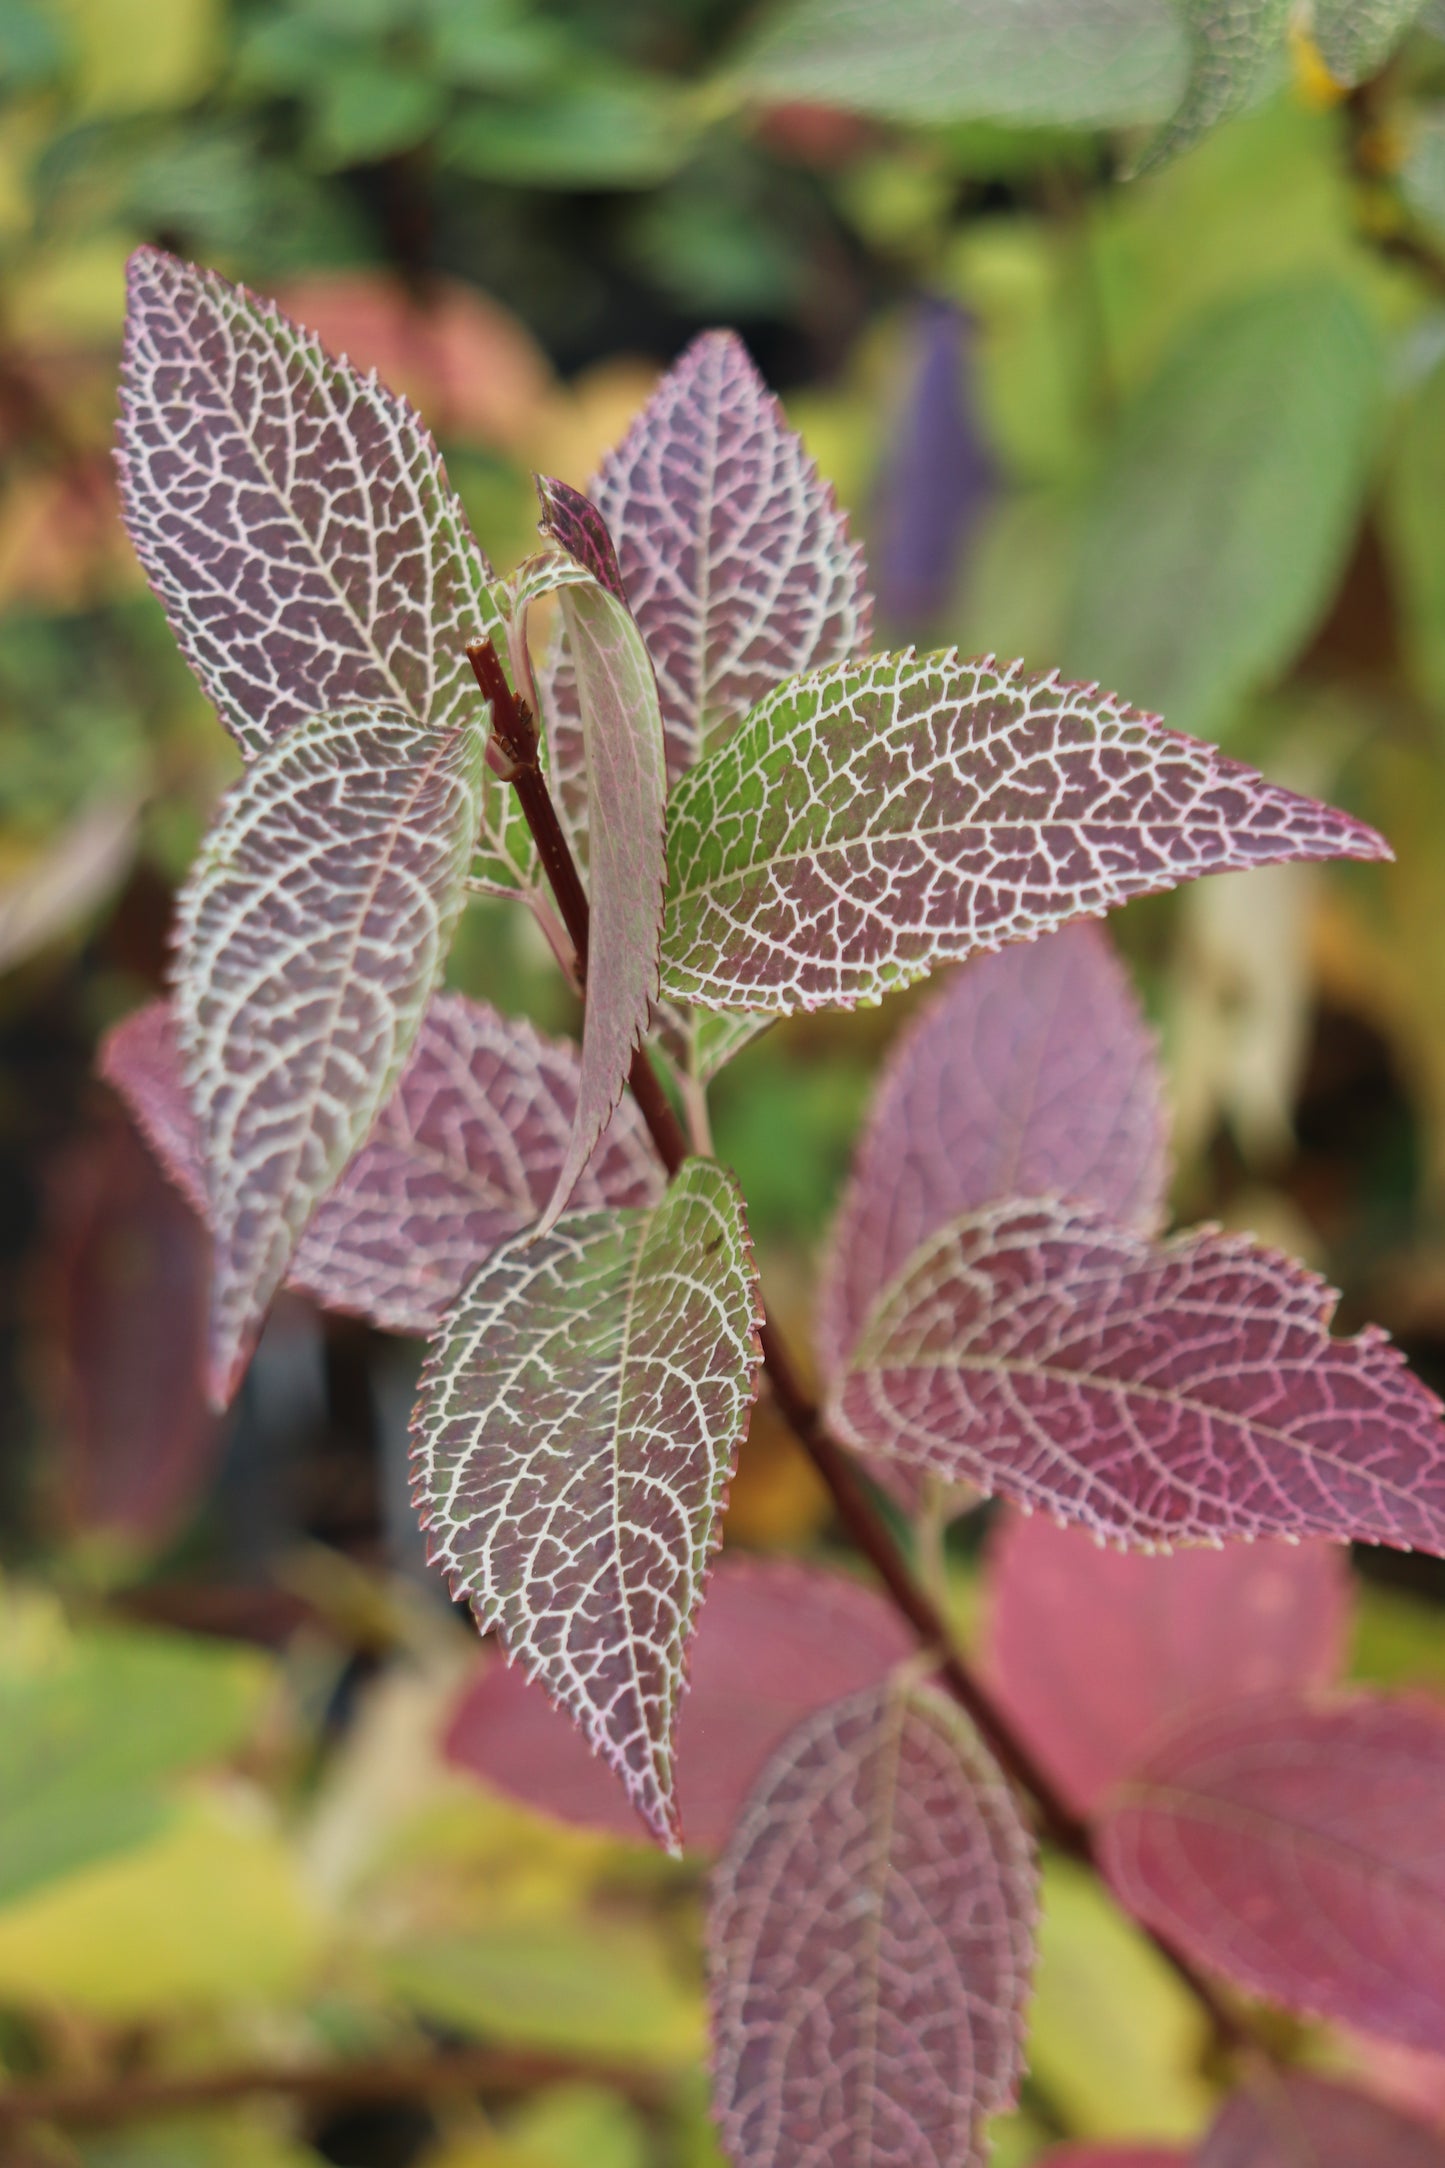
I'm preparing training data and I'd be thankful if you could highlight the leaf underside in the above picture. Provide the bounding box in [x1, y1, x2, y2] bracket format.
[101, 993, 662, 1335]
[1196, 2072, 1445, 2168]
[1134, 0, 1291, 176]
[174, 704, 485, 1402]
[411, 1158, 762, 1850]
[659, 651, 1389, 1017]
[708, 1675, 1037, 2168]
[833, 1196, 1445, 1552]
[1100, 1695, 1445, 2052]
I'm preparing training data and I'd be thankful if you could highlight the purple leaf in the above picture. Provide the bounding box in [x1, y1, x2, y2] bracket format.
[536, 474, 627, 603]
[984, 1508, 1351, 1816]
[543, 328, 871, 824]
[816, 922, 1167, 1383]
[1034, 2152, 1186, 2168]
[100, 993, 662, 1335]
[660, 651, 1390, 1016]
[708, 1676, 1036, 2168]
[1197, 2073, 1445, 2167]
[174, 704, 486, 1404]
[832, 1197, 1445, 1551]
[1099, 1694, 1445, 2050]
[872, 299, 992, 636]
[411, 1159, 762, 1851]
[443, 1554, 912, 1849]
[115, 249, 527, 896]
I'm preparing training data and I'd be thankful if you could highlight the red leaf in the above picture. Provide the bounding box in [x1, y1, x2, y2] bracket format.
[833, 1198, 1445, 1551]
[100, 993, 661, 1335]
[443, 1554, 912, 1848]
[709, 1676, 1036, 2168]
[1197, 2074, 1445, 2167]
[816, 921, 1167, 1381]
[1099, 1694, 1445, 2051]
[536, 473, 627, 603]
[1033, 2151, 1186, 2167]
[985, 1509, 1350, 1815]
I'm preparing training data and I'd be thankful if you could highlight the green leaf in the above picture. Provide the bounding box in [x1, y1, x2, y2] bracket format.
[1063, 282, 1382, 744]
[733, 0, 1186, 127]
[1312, 0, 1427, 86]
[1383, 348, 1445, 727]
[1133, 0, 1291, 176]
[440, 77, 688, 188]
[1401, 108, 1445, 242]
[310, 61, 447, 167]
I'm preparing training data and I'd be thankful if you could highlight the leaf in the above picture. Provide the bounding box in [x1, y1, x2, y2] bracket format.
[734, 0, 1187, 128]
[872, 298, 993, 637]
[101, 993, 661, 1335]
[1034, 2153, 1186, 2167]
[1099, 1694, 1445, 2050]
[115, 249, 525, 894]
[1062, 284, 1382, 746]
[0, 790, 140, 974]
[708, 1676, 1037, 2168]
[1134, 0, 1291, 176]
[985, 1509, 1351, 1816]
[411, 1159, 761, 1850]
[174, 704, 486, 1403]
[443, 1555, 912, 1849]
[1311, 0, 1427, 87]
[1196, 2073, 1445, 2167]
[537, 473, 627, 602]
[816, 922, 1168, 1383]
[660, 650, 1390, 1017]
[542, 328, 871, 827]
[832, 1197, 1445, 1551]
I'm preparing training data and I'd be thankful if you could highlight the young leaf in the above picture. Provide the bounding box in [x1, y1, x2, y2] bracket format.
[101, 993, 661, 1335]
[174, 704, 486, 1404]
[816, 923, 1167, 1382]
[443, 1555, 911, 1849]
[708, 1676, 1037, 2168]
[1311, 0, 1427, 88]
[536, 473, 627, 603]
[1100, 1696, 1445, 2051]
[411, 1159, 761, 1851]
[660, 651, 1390, 1016]
[1134, 0, 1291, 176]
[985, 1510, 1350, 1815]
[832, 1197, 1445, 1551]
[1197, 2073, 1445, 2167]
[115, 249, 526, 895]
[543, 329, 871, 826]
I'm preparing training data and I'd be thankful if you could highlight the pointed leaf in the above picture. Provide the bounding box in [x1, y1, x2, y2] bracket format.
[444, 1555, 912, 1849]
[115, 248, 525, 894]
[537, 473, 627, 602]
[1312, 0, 1426, 88]
[1197, 2074, 1445, 2168]
[1099, 1695, 1445, 2051]
[985, 1510, 1351, 1816]
[175, 704, 486, 1402]
[543, 329, 871, 829]
[660, 652, 1390, 1017]
[832, 1197, 1445, 1551]
[708, 1675, 1037, 2168]
[816, 923, 1167, 1382]
[1134, 0, 1290, 176]
[101, 992, 662, 1335]
[411, 1158, 762, 1850]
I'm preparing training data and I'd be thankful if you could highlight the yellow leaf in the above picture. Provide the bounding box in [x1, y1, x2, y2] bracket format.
[7, 234, 138, 341]
[59, 0, 222, 115]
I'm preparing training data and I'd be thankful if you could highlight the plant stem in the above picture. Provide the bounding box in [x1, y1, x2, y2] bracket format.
[478, 634, 1253, 2055]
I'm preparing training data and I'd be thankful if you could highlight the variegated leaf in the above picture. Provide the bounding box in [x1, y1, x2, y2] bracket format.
[542, 329, 871, 829]
[175, 705, 486, 1404]
[115, 249, 526, 895]
[708, 1676, 1036, 2168]
[411, 1159, 762, 1850]
[537, 473, 627, 603]
[100, 993, 662, 1334]
[1100, 1696, 1445, 2051]
[1312, 0, 1426, 87]
[659, 652, 1390, 1017]
[1134, 0, 1291, 177]
[816, 923, 1167, 1383]
[1198, 2074, 1445, 2167]
[832, 1197, 1445, 1551]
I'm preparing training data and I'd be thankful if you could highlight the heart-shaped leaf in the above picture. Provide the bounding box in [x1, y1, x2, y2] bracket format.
[985, 1509, 1351, 1815]
[660, 652, 1390, 1017]
[444, 1555, 912, 1849]
[1100, 1696, 1445, 2050]
[116, 249, 526, 895]
[411, 1158, 762, 1850]
[101, 992, 661, 1335]
[1197, 2073, 1445, 2167]
[816, 922, 1167, 1382]
[832, 1197, 1445, 1551]
[1134, 0, 1291, 176]
[175, 704, 486, 1403]
[1311, 0, 1427, 89]
[709, 1675, 1036, 2168]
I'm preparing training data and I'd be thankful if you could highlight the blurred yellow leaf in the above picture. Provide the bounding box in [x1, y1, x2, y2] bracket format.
[424, 2085, 649, 2168]
[59, 0, 221, 115]
[79, 2113, 327, 2166]
[7, 234, 137, 340]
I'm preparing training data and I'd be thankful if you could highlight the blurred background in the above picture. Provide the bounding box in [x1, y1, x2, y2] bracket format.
[6, 1, 1445, 2162]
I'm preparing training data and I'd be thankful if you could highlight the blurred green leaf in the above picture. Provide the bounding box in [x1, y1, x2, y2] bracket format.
[1383, 344, 1445, 726]
[1402, 109, 1445, 241]
[310, 61, 447, 166]
[0, 0, 64, 92]
[1312, 0, 1428, 88]
[1352, 1579, 1445, 1692]
[440, 76, 689, 187]
[425, 0, 567, 89]
[1133, 0, 1291, 178]
[81, 2117, 328, 2168]
[1063, 280, 1382, 741]
[61, 0, 222, 115]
